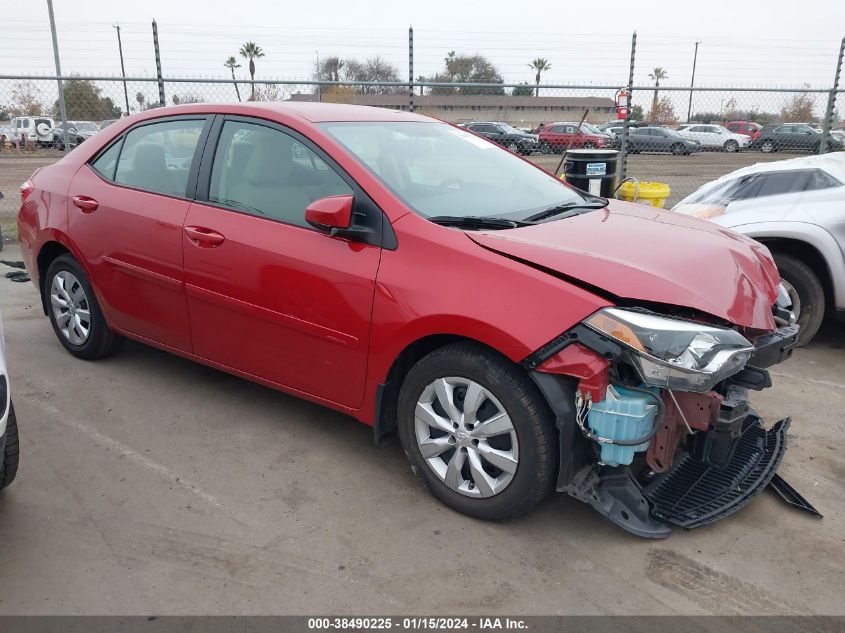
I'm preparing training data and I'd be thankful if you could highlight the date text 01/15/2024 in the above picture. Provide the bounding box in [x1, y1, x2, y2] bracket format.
[307, 617, 528, 630]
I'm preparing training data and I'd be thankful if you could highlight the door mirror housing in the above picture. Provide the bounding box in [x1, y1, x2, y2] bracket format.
[305, 195, 353, 231]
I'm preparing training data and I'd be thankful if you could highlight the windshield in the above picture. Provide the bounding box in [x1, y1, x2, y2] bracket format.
[579, 122, 603, 135]
[321, 121, 590, 220]
[497, 122, 521, 134]
[75, 122, 98, 131]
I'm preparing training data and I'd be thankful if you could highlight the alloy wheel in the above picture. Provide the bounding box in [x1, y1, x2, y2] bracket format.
[50, 271, 92, 345]
[414, 377, 518, 498]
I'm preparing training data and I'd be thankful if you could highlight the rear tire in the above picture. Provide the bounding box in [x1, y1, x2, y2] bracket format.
[773, 253, 825, 346]
[397, 342, 557, 521]
[0, 403, 19, 490]
[45, 254, 124, 360]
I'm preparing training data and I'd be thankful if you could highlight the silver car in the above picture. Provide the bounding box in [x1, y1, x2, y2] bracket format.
[673, 152, 845, 344]
[675, 124, 751, 152]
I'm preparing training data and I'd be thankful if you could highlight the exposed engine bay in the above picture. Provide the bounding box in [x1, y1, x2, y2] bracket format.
[526, 291, 818, 538]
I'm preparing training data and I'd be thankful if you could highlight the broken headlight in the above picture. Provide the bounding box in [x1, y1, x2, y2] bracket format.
[584, 308, 754, 392]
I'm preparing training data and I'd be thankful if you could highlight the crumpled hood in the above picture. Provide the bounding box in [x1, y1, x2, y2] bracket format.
[469, 200, 779, 330]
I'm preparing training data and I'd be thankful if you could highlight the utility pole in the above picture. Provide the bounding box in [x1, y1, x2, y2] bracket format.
[152, 19, 165, 107]
[316, 50, 321, 102]
[114, 24, 130, 116]
[46, 0, 69, 152]
[820, 37, 844, 155]
[618, 31, 636, 183]
[687, 40, 701, 122]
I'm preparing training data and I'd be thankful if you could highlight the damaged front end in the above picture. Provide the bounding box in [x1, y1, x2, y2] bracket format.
[526, 301, 810, 539]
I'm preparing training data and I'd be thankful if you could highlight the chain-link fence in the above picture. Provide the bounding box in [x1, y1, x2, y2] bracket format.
[1, 74, 844, 243]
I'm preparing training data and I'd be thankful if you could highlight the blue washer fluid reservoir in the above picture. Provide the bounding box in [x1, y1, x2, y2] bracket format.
[587, 385, 659, 467]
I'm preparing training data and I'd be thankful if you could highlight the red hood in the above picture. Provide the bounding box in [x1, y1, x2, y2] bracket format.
[469, 200, 779, 330]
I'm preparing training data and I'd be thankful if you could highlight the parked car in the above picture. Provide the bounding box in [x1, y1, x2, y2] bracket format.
[0, 314, 19, 492]
[538, 122, 613, 153]
[99, 119, 118, 130]
[463, 122, 538, 155]
[17, 102, 799, 536]
[50, 120, 99, 150]
[9, 115, 55, 147]
[675, 124, 751, 152]
[750, 123, 844, 153]
[726, 121, 762, 142]
[674, 152, 845, 344]
[626, 126, 701, 155]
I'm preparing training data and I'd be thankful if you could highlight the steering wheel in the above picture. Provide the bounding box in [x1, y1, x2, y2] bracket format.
[438, 178, 464, 191]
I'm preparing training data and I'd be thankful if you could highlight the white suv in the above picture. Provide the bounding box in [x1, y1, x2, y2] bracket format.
[10, 115, 55, 146]
[675, 124, 751, 152]
[0, 315, 18, 491]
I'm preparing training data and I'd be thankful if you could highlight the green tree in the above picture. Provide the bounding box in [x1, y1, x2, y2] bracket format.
[224, 56, 242, 102]
[512, 83, 534, 97]
[648, 67, 669, 122]
[319, 56, 344, 82]
[629, 104, 644, 121]
[431, 53, 505, 96]
[239, 41, 265, 100]
[52, 79, 121, 120]
[528, 58, 552, 97]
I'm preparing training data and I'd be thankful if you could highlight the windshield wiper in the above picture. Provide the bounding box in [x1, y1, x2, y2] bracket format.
[524, 200, 609, 223]
[427, 215, 533, 230]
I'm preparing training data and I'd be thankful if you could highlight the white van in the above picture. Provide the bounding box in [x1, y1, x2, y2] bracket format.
[10, 115, 55, 146]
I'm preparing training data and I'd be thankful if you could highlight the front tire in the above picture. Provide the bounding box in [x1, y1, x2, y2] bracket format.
[773, 253, 825, 346]
[724, 140, 739, 153]
[0, 403, 19, 490]
[397, 343, 557, 521]
[760, 140, 775, 153]
[671, 143, 685, 156]
[45, 254, 124, 359]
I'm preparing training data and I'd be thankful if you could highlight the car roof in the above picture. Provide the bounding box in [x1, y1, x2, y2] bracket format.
[709, 152, 845, 183]
[125, 101, 432, 124]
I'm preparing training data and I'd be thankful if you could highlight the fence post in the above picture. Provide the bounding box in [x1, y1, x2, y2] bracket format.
[408, 26, 415, 112]
[152, 19, 166, 107]
[820, 36, 844, 155]
[618, 31, 637, 184]
[46, 0, 69, 152]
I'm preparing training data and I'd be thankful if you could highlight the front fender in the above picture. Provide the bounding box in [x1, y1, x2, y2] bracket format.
[726, 221, 845, 310]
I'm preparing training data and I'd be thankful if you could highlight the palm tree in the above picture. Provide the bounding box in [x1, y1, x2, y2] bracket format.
[444, 51, 456, 78]
[239, 41, 265, 100]
[649, 67, 669, 120]
[529, 58, 552, 97]
[135, 92, 145, 111]
[224, 56, 242, 102]
[416, 75, 426, 96]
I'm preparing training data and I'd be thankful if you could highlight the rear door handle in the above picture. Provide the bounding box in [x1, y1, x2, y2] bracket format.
[184, 225, 225, 248]
[72, 195, 99, 213]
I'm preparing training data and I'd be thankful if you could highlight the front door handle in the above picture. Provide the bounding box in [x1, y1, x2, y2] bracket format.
[72, 195, 99, 213]
[184, 225, 225, 248]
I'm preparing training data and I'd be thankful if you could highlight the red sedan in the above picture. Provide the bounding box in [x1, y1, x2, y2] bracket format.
[17, 103, 800, 536]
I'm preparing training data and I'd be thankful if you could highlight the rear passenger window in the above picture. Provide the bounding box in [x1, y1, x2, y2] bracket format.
[114, 119, 205, 196]
[91, 139, 123, 181]
[208, 120, 352, 228]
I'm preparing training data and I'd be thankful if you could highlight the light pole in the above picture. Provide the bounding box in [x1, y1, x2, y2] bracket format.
[687, 40, 701, 122]
[114, 24, 130, 116]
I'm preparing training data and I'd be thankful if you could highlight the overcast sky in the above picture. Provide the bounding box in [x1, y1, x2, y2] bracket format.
[2, 0, 844, 115]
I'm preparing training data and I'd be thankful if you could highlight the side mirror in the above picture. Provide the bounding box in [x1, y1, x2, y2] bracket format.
[305, 195, 353, 232]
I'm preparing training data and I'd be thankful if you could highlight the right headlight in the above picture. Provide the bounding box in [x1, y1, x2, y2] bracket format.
[584, 308, 754, 392]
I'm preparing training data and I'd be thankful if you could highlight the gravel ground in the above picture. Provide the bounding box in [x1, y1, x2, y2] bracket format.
[0, 242, 843, 615]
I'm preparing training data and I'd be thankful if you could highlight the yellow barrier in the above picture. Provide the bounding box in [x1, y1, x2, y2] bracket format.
[618, 181, 671, 209]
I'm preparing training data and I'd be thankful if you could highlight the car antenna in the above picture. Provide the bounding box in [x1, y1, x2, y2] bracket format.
[554, 109, 590, 178]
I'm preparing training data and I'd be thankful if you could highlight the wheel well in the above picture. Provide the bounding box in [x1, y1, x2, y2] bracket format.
[374, 334, 489, 445]
[36, 241, 71, 314]
[758, 237, 834, 315]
